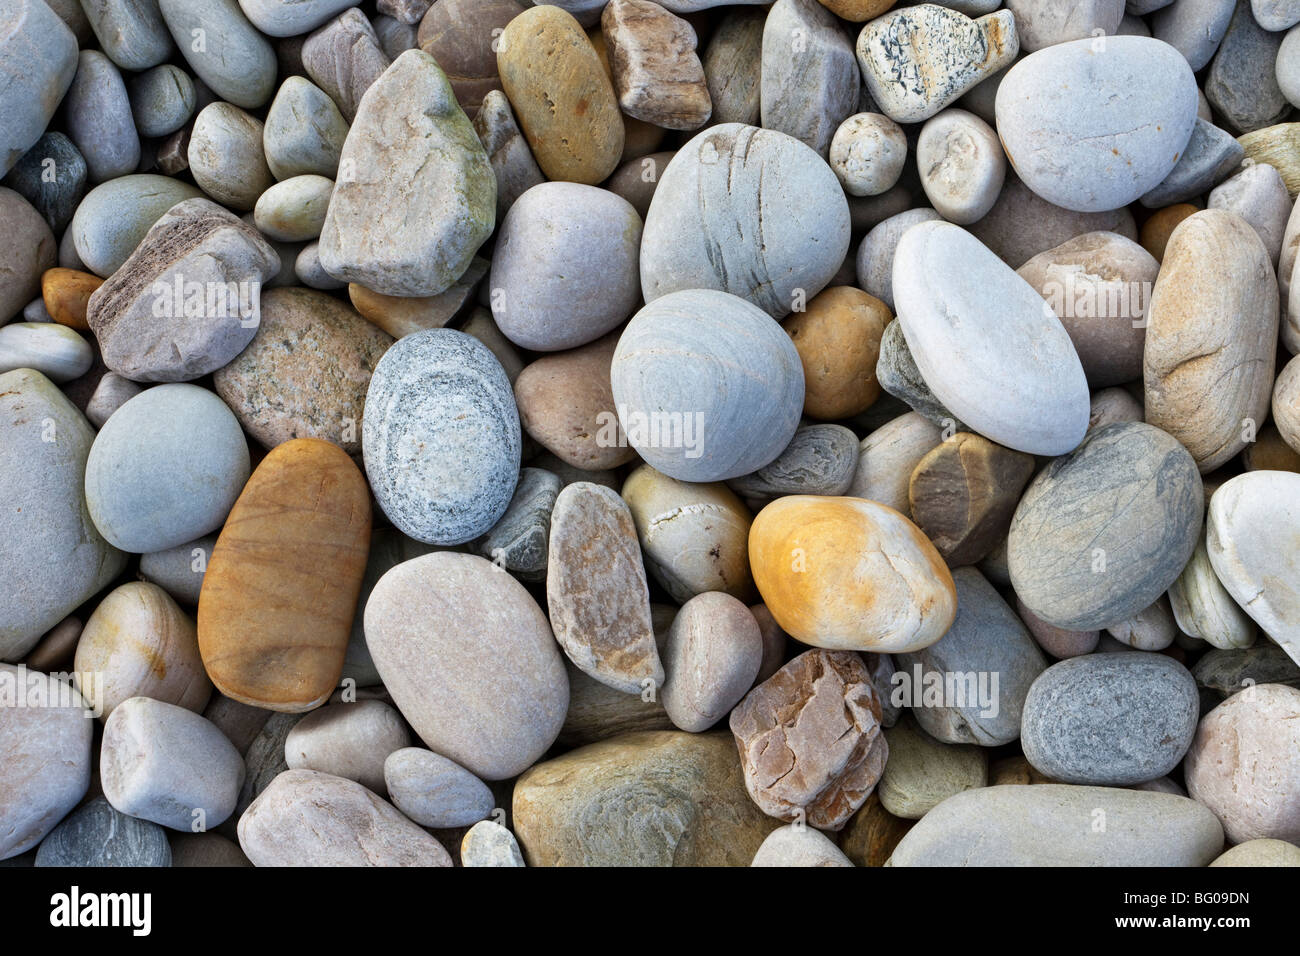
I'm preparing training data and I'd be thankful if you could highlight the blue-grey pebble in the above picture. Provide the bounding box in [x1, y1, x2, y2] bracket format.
[0, 0, 79, 178]
[128, 65, 197, 138]
[1139, 118, 1245, 208]
[895, 567, 1048, 747]
[1205, 0, 1290, 134]
[363, 329, 521, 546]
[473, 466, 562, 582]
[2, 133, 87, 233]
[727, 424, 859, 499]
[69, 174, 204, 277]
[1152, 0, 1235, 72]
[62, 51, 141, 184]
[81, 0, 175, 71]
[1192, 643, 1300, 701]
[876, 319, 966, 430]
[1008, 422, 1203, 631]
[610, 289, 805, 483]
[1021, 652, 1200, 785]
[158, 0, 277, 110]
[262, 76, 348, 181]
[34, 798, 171, 867]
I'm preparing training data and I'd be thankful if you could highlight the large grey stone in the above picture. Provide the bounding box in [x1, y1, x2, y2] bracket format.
[159, 0, 277, 109]
[759, 0, 858, 156]
[0, 1, 79, 177]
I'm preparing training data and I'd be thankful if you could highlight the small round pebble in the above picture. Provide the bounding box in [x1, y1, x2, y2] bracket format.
[383, 748, 495, 828]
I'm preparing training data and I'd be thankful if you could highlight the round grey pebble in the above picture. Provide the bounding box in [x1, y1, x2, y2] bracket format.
[80, 0, 174, 71]
[727, 424, 859, 499]
[69, 174, 203, 277]
[34, 797, 171, 868]
[263, 76, 348, 181]
[128, 64, 196, 138]
[383, 748, 495, 829]
[158, 0, 277, 110]
[1205, 0, 1288, 134]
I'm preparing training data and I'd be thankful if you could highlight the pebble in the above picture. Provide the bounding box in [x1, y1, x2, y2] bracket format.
[159, 0, 277, 109]
[364, 552, 569, 780]
[0, 323, 92, 383]
[302, 8, 391, 123]
[916, 108, 1004, 224]
[1140, 202, 1199, 262]
[512, 730, 779, 865]
[61, 51, 139, 185]
[198, 439, 370, 712]
[472, 468, 560, 582]
[239, 0, 355, 36]
[188, 102, 274, 212]
[348, 259, 487, 339]
[908, 431, 1035, 567]
[876, 319, 965, 429]
[621, 464, 754, 603]
[639, 124, 850, 318]
[319, 51, 495, 298]
[1239, 122, 1300, 196]
[294, 243, 344, 290]
[760, 0, 857, 155]
[604, 0, 711, 131]
[1151, 0, 1235, 74]
[1008, 422, 1203, 630]
[0, 0, 78, 178]
[80, 0, 171, 71]
[1208, 161, 1290, 266]
[363, 329, 519, 545]
[70, 174, 203, 278]
[34, 797, 171, 868]
[1016, 231, 1157, 388]
[839, 792, 912, 866]
[0, 667, 92, 860]
[856, 208, 943, 311]
[384, 748, 494, 828]
[1169, 529, 1257, 650]
[101, 696, 244, 830]
[1105, 596, 1178, 651]
[1144, 209, 1278, 471]
[461, 820, 526, 867]
[263, 77, 348, 181]
[41, 268, 101, 332]
[1004, 0, 1123, 51]
[74, 581, 211, 719]
[856, 5, 1017, 124]
[782, 286, 890, 421]
[730, 649, 888, 830]
[829, 113, 907, 197]
[1015, 598, 1100, 659]
[1277, 355, 1300, 453]
[3, 133, 87, 236]
[1141, 118, 1245, 208]
[611, 289, 804, 482]
[751, 825, 854, 867]
[1185, 684, 1300, 844]
[284, 700, 410, 793]
[1280, 23, 1300, 107]
[1206, 0, 1288, 134]
[253, 175, 333, 242]
[86, 198, 279, 382]
[890, 785, 1224, 866]
[1206, 472, 1300, 664]
[214, 287, 391, 455]
[1021, 653, 1199, 785]
[0, 189, 56, 323]
[846, 412, 943, 517]
[497, 5, 624, 185]
[878, 715, 988, 819]
[702, 8, 763, 126]
[491, 182, 640, 351]
[417, 0, 522, 118]
[23, 616, 83, 672]
[1193, 643, 1300, 700]
[728, 424, 860, 500]
[1210, 839, 1300, 867]
[238, 768, 452, 866]
[893, 220, 1091, 455]
[230, 712, 301, 822]
[547, 482, 663, 695]
[661, 592, 762, 732]
[472, 90, 545, 221]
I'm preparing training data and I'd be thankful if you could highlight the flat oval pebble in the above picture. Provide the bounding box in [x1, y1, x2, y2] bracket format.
[418, 0, 524, 117]
[284, 700, 410, 793]
[34, 797, 170, 868]
[728, 424, 860, 500]
[878, 716, 988, 820]
[158, 0, 276, 109]
[63, 51, 139, 184]
[660, 592, 762, 732]
[188, 102, 275, 212]
[0, 323, 91, 383]
[1169, 529, 1256, 650]
[68, 174, 203, 277]
[384, 748, 495, 829]
[847, 412, 943, 517]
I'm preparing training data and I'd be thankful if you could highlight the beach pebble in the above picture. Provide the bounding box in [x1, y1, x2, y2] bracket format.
[319, 51, 495, 298]
[86, 198, 279, 382]
[1105, 596, 1178, 651]
[856, 208, 943, 311]
[751, 825, 854, 867]
[857, 6, 1017, 124]
[829, 113, 906, 198]
[1008, 422, 1203, 630]
[890, 785, 1223, 866]
[263, 77, 347, 181]
[253, 175, 333, 242]
[1210, 839, 1300, 867]
[548, 482, 662, 695]
[23, 617, 83, 672]
[640, 124, 849, 318]
[284, 700, 410, 793]
[878, 716, 988, 819]
[876, 319, 965, 429]
[621, 464, 754, 603]
[728, 424, 859, 500]
[1141, 119, 1245, 208]
[1169, 530, 1257, 650]
[0, 0, 78, 178]
[760, 0, 857, 155]
[461, 820, 525, 867]
[0, 324, 91, 383]
[995, 37, 1197, 213]
[198, 439, 370, 712]
[1208, 161, 1290, 266]
[730, 649, 888, 830]
[1277, 355, 1300, 452]
[239, 0, 356, 37]
[1015, 598, 1100, 659]
[512, 731, 778, 866]
[472, 90, 545, 221]
[139, 535, 215, 607]
[1144, 209, 1278, 471]
[384, 748, 494, 828]
[238, 768, 451, 866]
[611, 290, 804, 482]
[1004, 0, 1123, 51]
[214, 287, 392, 455]
[301, 8, 391, 123]
[497, 5, 624, 185]
[661, 592, 762, 732]
[348, 259, 486, 340]
[702, 8, 763, 126]
[364, 552, 568, 780]
[847, 412, 943, 517]
[3, 133, 86, 236]
[1022, 653, 1199, 785]
[101, 696, 244, 830]
[127, 65, 195, 138]
[893, 220, 1091, 455]
[604, 0, 711, 131]
[62, 51, 140, 184]
[34, 797, 170, 868]
[916, 108, 1004, 224]
[363, 329, 519, 545]
[418, 0, 523, 118]
[0, 667, 92, 860]
[1194, 643, 1300, 700]
[187, 103, 275, 212]
[0, 189, 56, 323]
[70, 174, 204, 278]
[159, 0, 276, 109]
[472, 468, 560, 582]
[41, 268, 101, 332]
[1151, 0, 1235, 72]
[1205, 0, 1288, 134]
[783, 286, 890, 421]
[1185, 684, 1300, 844]
[1279, 24, 1300, 107]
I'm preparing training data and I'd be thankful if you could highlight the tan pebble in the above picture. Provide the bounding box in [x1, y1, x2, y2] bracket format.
[782, 286, 890, 420]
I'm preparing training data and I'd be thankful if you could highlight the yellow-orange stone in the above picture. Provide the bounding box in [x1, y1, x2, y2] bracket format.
[1139, 203, 1198, 262]
[197, 438, 371, 712]
[749, 496, 955, 652]
[42, 267, 103, 330]
[817, 0, 896, 22]
[783, 286, 890, 420]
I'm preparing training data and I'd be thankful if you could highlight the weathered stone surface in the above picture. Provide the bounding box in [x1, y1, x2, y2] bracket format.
[728, 424, 859, 500]
[730, 649, 888, 830]
[34, 797, 170, 868]
[3, 133, 86, 236]
[62, 51, 140, 184]
[782, 286, 890, 421]
[160, 0, 276, 107]
[1210, 839, 1300, 867]
[127, 64, 194, 139]
[347, 258, 487, 339]
[1022, 653, 1199, 785]
[702, 9, 763, 126]
[301, 8, 391, 122]
[239, 0, 355, 37]
[829, 112, 907, 197]
[87, 198, 279, 383]
[0, 323, 91, 383]
[42, 268, 101, 333]
[0, 189, 56, 323]
[263, 77, 348, 180]
[1004, 0, 1122, 51]
[1140, 119, 1245, 208]
[839, 792, 912, 867]
[252, 175, 333, 242]
[71, 174, 205, 278]
[847, 412, 943, 518]
[760, 0, 857, 155]
[1209, 161, 1290, 271]
[548, 482, 662, 695]
[239, 769, 452, 866]
[461, 820, 526, 866]
[751, 825, 854, 867]
[876, 319, 968, 429]
[1144, 210, 1278, 472]
[878, 715, 988, 820]
[418, 0, 524, 118]
[319, 51, 495, 297]
[364, 552, 568, 780]
[1151, 0, 1235, 72]
[472, 90, 544, 221]
[661, 592, 762, 732]
[604, 0, 711, 130]
[198, 439, 371, 712]
[916, 107, 1004, 224]
[472, 468, 560, 582]
[1185, 684, 1300, 844]
[1141, 203, 1200, 263]
[890, 785, 1224, 866]
[384, 748, 493, 828]
[1016, 598, 1100, 659]
[1206, 0, 1289, 134]
[0, 1, 79, 178]
[138, 534, 215, 608]
[513, 731, 780, 865]
[1169, 529, 1257, 650]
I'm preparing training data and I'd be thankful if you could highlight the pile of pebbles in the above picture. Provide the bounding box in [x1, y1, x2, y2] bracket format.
[3, 0, 1300, 868]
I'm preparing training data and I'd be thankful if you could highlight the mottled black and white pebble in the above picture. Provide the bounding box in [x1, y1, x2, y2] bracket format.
[34, 797, 171, 867]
